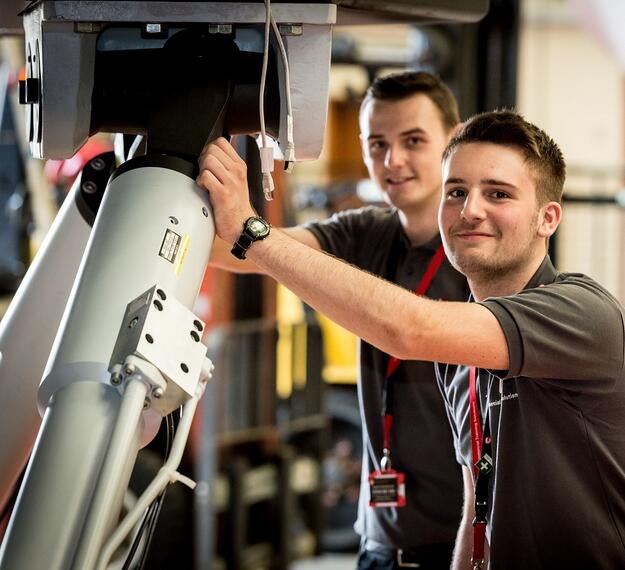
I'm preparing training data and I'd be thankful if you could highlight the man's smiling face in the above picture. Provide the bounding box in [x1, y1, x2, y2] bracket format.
[360, 93, 451, 215]
[439, 142, 548, 280]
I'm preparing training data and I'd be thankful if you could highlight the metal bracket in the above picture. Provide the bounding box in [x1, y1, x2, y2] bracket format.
[109, 284, 214, 416]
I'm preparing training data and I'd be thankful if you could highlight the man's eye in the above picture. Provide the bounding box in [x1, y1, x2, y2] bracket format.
[406, 136, 424, 147]
[369, 141, 386, 151]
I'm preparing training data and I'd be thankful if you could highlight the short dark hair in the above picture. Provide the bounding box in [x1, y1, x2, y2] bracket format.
[443, 110, 566, 204]
[360, 71, 460, 132]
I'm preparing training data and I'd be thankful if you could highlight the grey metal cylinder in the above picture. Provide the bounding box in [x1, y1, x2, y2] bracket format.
[0, 176, 91, 516]
[0, 158, 214, 570]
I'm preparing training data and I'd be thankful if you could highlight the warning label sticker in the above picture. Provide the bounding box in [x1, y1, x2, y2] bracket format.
[159, 229, 181, 263]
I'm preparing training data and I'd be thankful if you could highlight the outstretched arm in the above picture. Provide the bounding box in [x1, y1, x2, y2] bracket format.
[197, 138, 509, 369]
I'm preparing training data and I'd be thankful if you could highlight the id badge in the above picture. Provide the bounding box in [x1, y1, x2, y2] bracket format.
[368, 469, 406, 508]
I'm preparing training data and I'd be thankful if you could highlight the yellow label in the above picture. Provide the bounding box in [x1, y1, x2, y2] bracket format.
[174, 235, 190, 275]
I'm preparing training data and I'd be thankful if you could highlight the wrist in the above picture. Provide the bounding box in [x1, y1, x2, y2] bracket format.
[230, 216, 271, 260]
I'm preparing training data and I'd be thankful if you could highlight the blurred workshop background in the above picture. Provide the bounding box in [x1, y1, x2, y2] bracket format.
[1, 0, 624, 568]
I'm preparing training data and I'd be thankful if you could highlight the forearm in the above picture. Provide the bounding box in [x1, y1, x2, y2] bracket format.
[209, 235, 264, 274]
[247, 229, 508, 368]
[452, 513, 473, 570]
[248, 229, 435, 359]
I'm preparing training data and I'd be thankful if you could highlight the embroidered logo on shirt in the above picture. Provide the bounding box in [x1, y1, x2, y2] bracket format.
[488, 392, 519, 408]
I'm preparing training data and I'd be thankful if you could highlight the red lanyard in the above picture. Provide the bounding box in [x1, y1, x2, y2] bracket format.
[381, 245, 446, 464]
[469, 366, 483, 480]
[469, 366, 492, 569]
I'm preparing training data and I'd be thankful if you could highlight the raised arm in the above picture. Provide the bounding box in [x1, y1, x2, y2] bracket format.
[198, 137, 509, 370]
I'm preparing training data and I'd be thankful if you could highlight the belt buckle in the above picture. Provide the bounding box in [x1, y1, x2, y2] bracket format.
[397, 549, 421, 568]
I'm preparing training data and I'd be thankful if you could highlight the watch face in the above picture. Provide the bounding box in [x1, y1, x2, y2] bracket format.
[246, 217, 270, 238]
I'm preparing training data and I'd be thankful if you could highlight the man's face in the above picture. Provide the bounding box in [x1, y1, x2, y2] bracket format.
[360, 94, 451, 213]
[439, 142, 547, 279]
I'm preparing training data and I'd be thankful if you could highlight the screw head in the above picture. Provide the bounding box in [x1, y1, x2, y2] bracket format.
[82, 180, 98, 194]
[111, 372, 122, 385]
[124, 364, 135, 376]
[91, 157, 106, 171]
[152, 387, 164, 399]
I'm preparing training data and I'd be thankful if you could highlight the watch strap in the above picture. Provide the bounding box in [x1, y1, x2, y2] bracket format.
[231, 233, 253, 259]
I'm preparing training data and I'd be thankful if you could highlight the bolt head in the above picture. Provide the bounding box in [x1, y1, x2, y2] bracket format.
[152, 387, 164, 399]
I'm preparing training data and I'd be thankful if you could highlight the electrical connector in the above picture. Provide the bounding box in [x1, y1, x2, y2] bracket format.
[283, 142, 295, 173]
[262, 172, 275, 201]
[259, 146, 274, 174]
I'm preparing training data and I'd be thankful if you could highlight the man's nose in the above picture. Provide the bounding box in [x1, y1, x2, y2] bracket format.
[460, 192, 486, 222]
[384, 143, 407, 169]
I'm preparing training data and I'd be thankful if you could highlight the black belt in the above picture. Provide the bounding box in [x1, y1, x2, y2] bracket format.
[364, 540, 455, 568]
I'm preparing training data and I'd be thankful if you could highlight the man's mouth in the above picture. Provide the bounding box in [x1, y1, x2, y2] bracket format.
[453, 230, 494, 240]
[385, 175, 415, 186]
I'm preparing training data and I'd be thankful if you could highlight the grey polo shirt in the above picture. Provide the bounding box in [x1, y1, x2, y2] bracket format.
[306, 206, 469, 549]
[437, 256, 625, 569]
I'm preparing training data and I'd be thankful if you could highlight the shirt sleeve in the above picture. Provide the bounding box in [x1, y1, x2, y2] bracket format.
[303, 206, 390, 265]
[479, 276, 625, 382]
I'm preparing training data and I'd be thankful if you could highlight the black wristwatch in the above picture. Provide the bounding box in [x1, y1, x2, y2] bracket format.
[231, 216, 271, 259]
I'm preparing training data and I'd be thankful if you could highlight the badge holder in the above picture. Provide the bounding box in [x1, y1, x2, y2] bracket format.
[369, 447, 406, 508]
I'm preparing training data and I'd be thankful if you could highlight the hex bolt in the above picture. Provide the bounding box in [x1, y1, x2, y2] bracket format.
[152, 387, 164, 399]
[124, 363, 136, 376]
[111, 372, 122, 385]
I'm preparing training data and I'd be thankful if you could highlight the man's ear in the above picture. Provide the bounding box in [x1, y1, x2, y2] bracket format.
[537, 201, 562, 238]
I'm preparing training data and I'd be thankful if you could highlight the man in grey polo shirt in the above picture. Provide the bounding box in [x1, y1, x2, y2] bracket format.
[209, 72, 468, 569]
[198, 109, 625, 569]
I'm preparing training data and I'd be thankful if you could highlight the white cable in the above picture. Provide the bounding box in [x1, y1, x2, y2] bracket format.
[127, 135, 143, 160]
[270, 17, 295, 172]
[95, 385, 204, 570]
[259, 0, 275, 200]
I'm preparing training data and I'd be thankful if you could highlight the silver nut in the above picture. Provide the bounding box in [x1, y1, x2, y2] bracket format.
[152, 387, 164, 399]
[124, 364, 136, 376]
[111, 372, 122, 385]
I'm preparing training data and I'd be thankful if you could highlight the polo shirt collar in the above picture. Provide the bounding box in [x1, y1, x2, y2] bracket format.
[523, 255, 559, 290]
